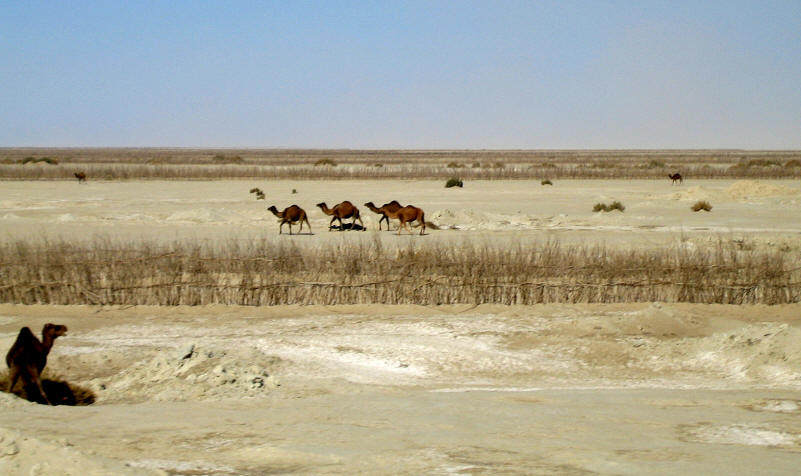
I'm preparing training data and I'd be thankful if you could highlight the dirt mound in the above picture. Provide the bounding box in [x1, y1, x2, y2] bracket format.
[0, 427, 161, 475]
[90, 344, 280, 403]
[725, 180, 799, 200]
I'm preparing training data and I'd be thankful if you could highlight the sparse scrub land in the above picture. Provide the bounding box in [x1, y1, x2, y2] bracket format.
[691, 200, 713, 212]
[0, 238, 797, 305]
[0, 148, 800, 180]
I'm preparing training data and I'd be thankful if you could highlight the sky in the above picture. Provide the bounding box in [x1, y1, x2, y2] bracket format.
[1, 1, 800, 149]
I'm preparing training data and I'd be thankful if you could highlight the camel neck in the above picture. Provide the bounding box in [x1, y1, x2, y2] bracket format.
[40, 333, 54, 354]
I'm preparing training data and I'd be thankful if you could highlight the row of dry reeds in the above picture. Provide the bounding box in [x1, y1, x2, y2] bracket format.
[1, 238, 798, 306]
[2, 162, 801, 180]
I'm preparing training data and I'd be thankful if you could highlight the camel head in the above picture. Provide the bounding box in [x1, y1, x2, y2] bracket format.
[267, 205, 278, 213]
[316, 202, 328, 210]
[364, 202, 376, 209]
[42, 323, 68, 339]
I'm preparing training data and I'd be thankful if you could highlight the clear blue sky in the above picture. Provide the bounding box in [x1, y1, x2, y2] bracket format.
[2, 1, 799, 148]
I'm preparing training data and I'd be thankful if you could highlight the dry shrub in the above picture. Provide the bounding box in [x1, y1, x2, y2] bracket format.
[0, 237, 797, 306]
[593, 201, 624, 212]
[541, 179, 553, 186]
[446, 161, 463, 168]
[691, 200, 712, 212]
[314, 158, 337, 166]
[784, 159, 801, 168]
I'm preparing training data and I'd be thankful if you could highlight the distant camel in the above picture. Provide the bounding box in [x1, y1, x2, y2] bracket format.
[669, 173, 683, 185]
[267, 204, 312, 235]
[384, 205, 426, 235]
[74, 172, 86, 183]
[364, 200, 403, 231]
[6, 324, 68, 405]
[316, 201, 365, 231]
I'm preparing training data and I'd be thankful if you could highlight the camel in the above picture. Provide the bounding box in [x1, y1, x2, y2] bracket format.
[364, 201, 403, 231]
[669, 173, 683, 185]
[6, 323, 67, 405]
[384, 205, 426, 235]
[316, 201, 364, 231]
[267, 205, 312, 235]
[74, 172, 86, 183]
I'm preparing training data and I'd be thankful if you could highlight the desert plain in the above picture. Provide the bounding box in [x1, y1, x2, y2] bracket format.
[1, 176, 801, 474]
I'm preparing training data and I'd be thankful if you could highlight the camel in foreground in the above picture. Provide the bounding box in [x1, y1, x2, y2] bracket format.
[316, 201, 364, 231]
[669, 173, 682, 185]
[74, 172, 86, 183]
[267, 205, 312, 235]
[385, 205, 426, 235]
[6, 323, 68, 405]
[364, 200, 403, 231]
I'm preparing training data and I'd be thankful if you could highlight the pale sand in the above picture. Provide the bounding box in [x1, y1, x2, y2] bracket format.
[1, 304, 801, 475]
[1, 179, 800, 247]
[1, 180, 801, 474]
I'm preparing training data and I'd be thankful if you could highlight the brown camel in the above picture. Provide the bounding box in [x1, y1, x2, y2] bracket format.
[74, 172, 86, 183]
[6, 323, 68, 405]
[364, 200, 403, 231]
[669, 173, 683, 185]
[267, 205, 312, 235]
[384, 205, 426, 235]
[316, 201, 365, 231]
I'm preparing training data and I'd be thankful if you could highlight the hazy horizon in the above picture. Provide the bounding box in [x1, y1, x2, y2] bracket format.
[2, 1, 800, 149]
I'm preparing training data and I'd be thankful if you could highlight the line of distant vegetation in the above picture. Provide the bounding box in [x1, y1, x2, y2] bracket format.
[0, 149, 799, 180]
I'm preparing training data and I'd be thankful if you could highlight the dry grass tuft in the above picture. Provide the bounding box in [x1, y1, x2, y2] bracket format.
[593, 201, 625, 212]
[691, 200, 713, 212]
[541, 179, 553, 186]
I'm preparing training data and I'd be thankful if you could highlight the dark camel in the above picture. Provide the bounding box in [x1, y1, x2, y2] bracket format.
[316, 201, 364, 231]
[364, 201, 402, 231]
[6, 324, 67, 405]
[267, 205, 312, 235]
[669, 173, 683, 185]
[384, 205, 426, 235]
[74, 172, 86, 183]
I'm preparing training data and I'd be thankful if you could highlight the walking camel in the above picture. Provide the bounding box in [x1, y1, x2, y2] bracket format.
[6, 323, 68, 405]
[267, 205, 312, 235]
[669, 173, 683, 185]
[316, 201, 365, 231]
[364, 200, 402, 231]
[74, 172, 86, 183]
[383, 205, 427, 235]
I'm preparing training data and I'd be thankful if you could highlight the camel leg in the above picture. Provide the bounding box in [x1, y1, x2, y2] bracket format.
[279, 222, 284, 234]
[32, 373, 52, 405]
[329, 216, 337, 231]
[288, 222, 293, 235]
[7, 368, 19, 393]
[357, 215, 365, 230]
[337, 217, 344, 231]
[305, 218, 313, 234]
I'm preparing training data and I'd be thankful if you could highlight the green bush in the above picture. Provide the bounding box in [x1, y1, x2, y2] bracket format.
[445, 177, 463, 188]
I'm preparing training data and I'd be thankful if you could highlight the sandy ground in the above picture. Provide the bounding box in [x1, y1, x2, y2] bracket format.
[2, 180, 801, 474]
[1, 304, 801, 475]
[1, 179, 800, 248]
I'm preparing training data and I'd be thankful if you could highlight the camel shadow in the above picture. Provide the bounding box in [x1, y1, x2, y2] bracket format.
[329, 223, 366, 231]
[1, 374, 96, 406]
